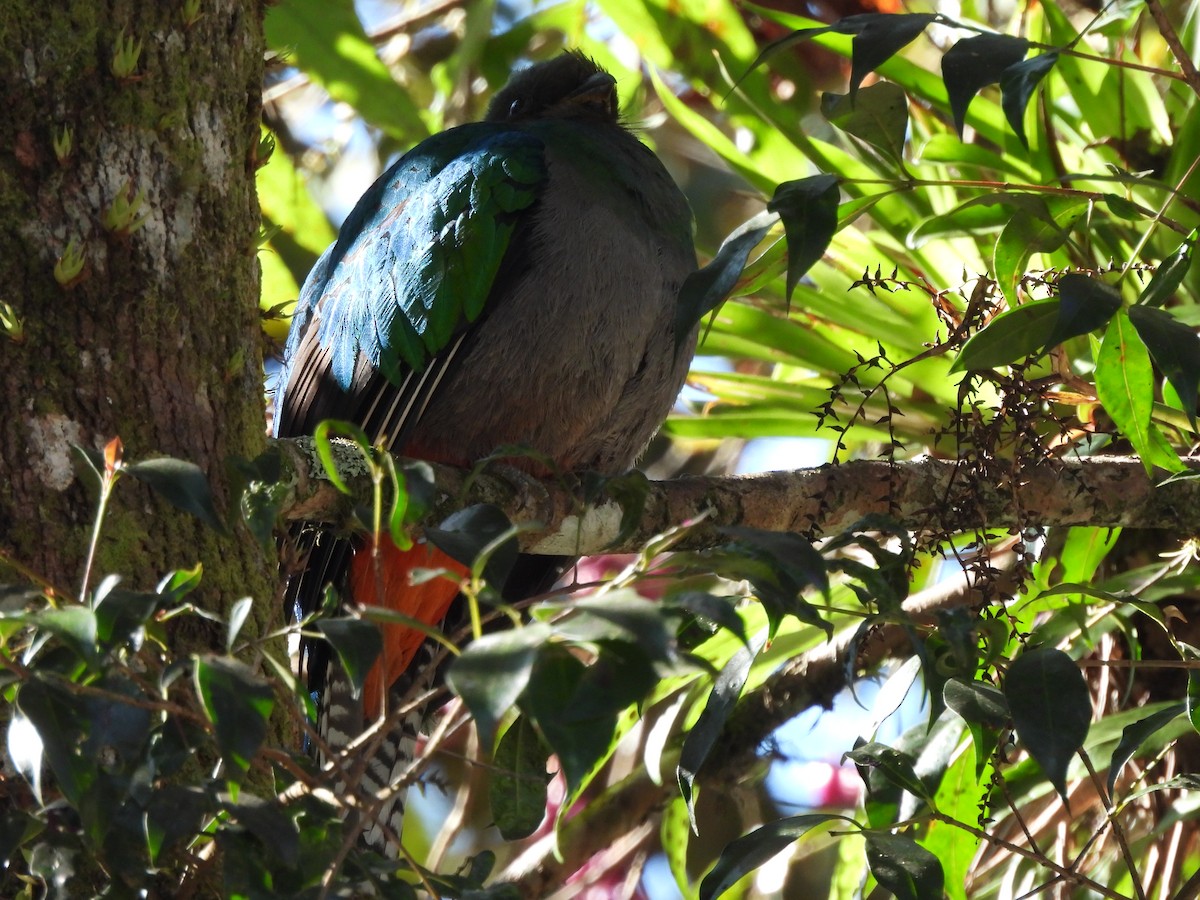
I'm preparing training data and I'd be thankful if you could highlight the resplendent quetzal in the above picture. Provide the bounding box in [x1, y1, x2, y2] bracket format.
[273, 52, 697, 850]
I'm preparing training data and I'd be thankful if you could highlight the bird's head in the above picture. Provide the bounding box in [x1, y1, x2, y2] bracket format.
[485, 52, 620, 126]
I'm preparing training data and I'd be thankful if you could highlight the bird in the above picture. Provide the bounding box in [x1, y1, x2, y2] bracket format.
[273, 51, 698, 852]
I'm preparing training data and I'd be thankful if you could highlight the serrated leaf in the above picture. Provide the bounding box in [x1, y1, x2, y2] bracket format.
[942, 33, 1030, 136]
[1107, 702, 1185, 797]
[1046, 273, 1122, 348]
[126, 457, 225, 532]
[847, 14, 938, 98]
[315, 617, 382, 700]
[1140, 236, 1195, 307]
[999, 52, 1058, 147]
[193, 655, 274, 777]
[489, 716, 550, 840]
[676, 214, 775, 343]
[1128, 304, 1200, 430]
[821, 82, 909, 165]
[678, 631, 767, 832]
[1004, 647, 1090, 804]
[447, 624, 550, 746]
[768, 175, 840, 301]
[699, 813, 851, 900]
[1096, 310, 1186, 474]
[865, 831, 945, 900]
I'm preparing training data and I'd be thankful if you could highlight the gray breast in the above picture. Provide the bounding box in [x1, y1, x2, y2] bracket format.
[409, 124, 697, 472]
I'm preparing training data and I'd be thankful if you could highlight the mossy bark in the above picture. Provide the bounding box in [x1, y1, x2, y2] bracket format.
[0, 2, 275, 647]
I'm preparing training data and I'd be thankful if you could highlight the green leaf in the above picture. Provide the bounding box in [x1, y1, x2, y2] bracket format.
[952, 298, 1060, 371]
[1128, 304, 1200, 430]
[94, 588, 158, 650]
[226, 596, 253, 652]
[943, 677, 1009, 727]
[847, 14, 938, 98]
[263, 0, 427, 142]
[676, 213, 775, 343]
[678, 632, 767, 832]
[126, 457, 225, 532]
[942, 33, 1030, 136]
[193, 655, 274, 777]
[667, 591, 749, 645]
[999, 52, 1059, 147]
[1139, 235, 1195, 307]
[521, 645, 619, 794]
[1107, 702, 1185, 797]
[1096, 310, 1186, 474]
[29, 606, 98, 664]
[843, 741, 931, 802]
[865, 831, 945, 900]
[1047, 273, 1123, 349]
[768, 175, 840, 301]
[220, 792, 300, 866]
[489, 716, 550, 840]
[15, 678, 94, 806]
[1004, 647, 1090, 804]
[699, 813, 852, 900]
[1184, 643, 1200, 737]
[426, 504, 518, 588]
[315, 617, 382, 700]
[447, 624, 550, 746]
[821, 82, 909, 165]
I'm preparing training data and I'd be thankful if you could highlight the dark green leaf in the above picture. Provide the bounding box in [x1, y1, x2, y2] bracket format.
[699, 813, 852, 900]
[16, 678, 94, 805]
[999, 52, 1058, 147]
[426, 504, 518, 588]
[94, 588, 159, 649]
[521, 646, 618, 793]
[768, 175, 840, 301]
[847, 14, 938, 98]
[821, 82, 909, 165]
[678, 632, 767, 832]
[1107, 702, 1185, 797]
[448, 624, 550, 746]
[1004, 647, 1090, 804]
[1129, 304, 1200, 429]
[952, 299, 1060, 371]
[489, 716, 550, 840]
[1046, 273, 1122, 349]
[1139, 236, 1195, 307]
[1184, 643, 1200, 736]
[315, 617, 383, 700]
[145, 786, 211, 864]
[942, 33, 1030, 136]
[126, 457, 225, 532]
[844, 741, 930, 802]
[667, 591, 749, 645]
[220, 792, 300, 866]
[193, 655, 274, 777]
[943, 677, 1009, 727]
[865, 831, 945, 900]
[229, 446, 284, 551]
[30, 607, 98, 664]
[676, 213, 775, 343]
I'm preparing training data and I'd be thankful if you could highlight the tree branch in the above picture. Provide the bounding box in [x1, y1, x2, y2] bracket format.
[272, 437, 1198, 551]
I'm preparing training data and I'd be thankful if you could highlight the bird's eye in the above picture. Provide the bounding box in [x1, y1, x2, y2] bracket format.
[507, 98, 525, 118]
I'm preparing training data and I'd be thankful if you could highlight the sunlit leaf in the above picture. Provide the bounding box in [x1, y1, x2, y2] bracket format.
[821, 82, 909, 165]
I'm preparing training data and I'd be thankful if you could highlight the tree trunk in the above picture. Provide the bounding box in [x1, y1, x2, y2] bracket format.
[0, 1, 273, 643]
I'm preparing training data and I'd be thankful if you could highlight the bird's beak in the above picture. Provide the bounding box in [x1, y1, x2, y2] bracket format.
[564, 72, 618, 118]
